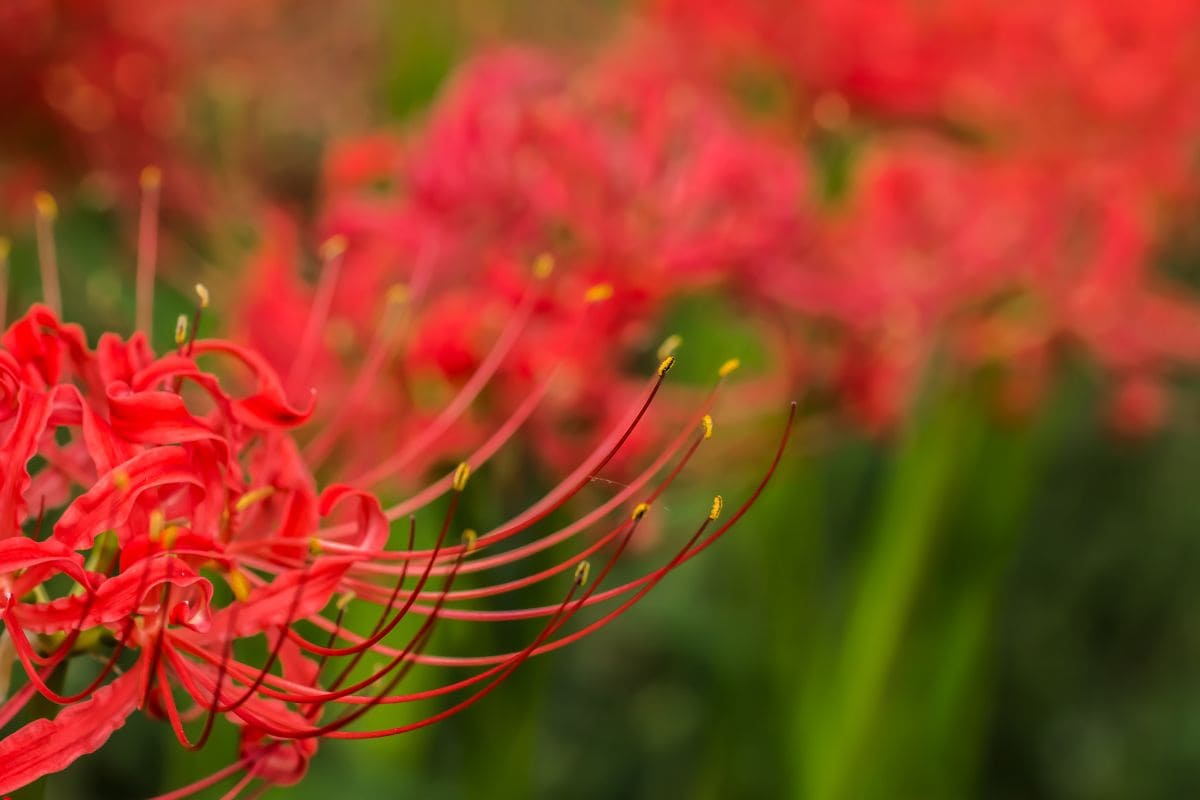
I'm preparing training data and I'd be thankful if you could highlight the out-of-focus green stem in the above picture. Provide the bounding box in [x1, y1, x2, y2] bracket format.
[805, 385, 979, 800]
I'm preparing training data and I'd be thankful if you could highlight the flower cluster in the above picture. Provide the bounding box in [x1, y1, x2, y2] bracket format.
[237, 5, 1200, 453]
[238, 43, 809, 482]
[652, 0, 1200, 430]
[0, 195, 792, 797]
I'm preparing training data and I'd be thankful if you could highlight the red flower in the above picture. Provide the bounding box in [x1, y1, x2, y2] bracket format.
[648, 2, 1200, 430]
[0, 189, 793, 796]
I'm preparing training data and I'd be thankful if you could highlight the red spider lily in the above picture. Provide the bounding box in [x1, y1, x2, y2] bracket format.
[236, 43, 811, 482]
[646, 1, 1200, 431]
[0, 186, 793, 798]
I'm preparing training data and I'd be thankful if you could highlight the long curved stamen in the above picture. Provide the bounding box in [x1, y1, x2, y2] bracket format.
[305, 509, 651, 737]
[321, 357, 677, 564]
[285, 482, 458, 662]
[146, 754, 255, 800]
[285, 489, 458, 659]
[310, 401, 796, 668]
[343, 417, 710, 609]
[289, 517, 415, 662]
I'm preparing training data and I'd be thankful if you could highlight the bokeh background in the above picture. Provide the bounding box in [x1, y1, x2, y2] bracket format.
[4, 1, 1200, 798]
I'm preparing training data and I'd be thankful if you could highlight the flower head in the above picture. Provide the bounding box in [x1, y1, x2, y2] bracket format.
[0, 183, 793, 797]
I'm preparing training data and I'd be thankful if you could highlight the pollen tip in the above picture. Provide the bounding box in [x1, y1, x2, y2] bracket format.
[656, 333, 682, 361]
[574, 560, 591, 586]
[308, 537, 324, 556]
[718, 358, 741, 378]
[228, 569, 252, 602]
[709, 495, 724, 521]
[149, 509, 166, 542]
[336, 591, 355, 610]
[632, 502, 650, 521]
[452, 462, 471, 492]
[702, 414, 714, 439]
[462, 528, 478, 554]
[194, 283, 210, 309]
[533, 252, 555, 280]
[33, 191, 57, 220]
[319, 234, 348, 261]
[657, 355, 676, 377]
[113, 469, 130, 492]
[234, 485, 276, 512]
[139, 165, 162, 189]
[0, 237, 9, 260]
[386, 283, 410, 306]
[173, 314, 188, 346]
[585, 283, 614, 303]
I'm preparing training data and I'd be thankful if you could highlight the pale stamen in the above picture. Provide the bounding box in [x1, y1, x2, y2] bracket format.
[136, 166, 162, 335]
[33, 192, 62, 317]
[287, 235, 346, 395]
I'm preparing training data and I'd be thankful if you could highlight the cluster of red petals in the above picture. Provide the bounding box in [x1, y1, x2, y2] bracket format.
[0, 303, 326, 791]
[238, 43, 808, 479]
[0, 300, 789, 796]
[652, 0, 1200, 430]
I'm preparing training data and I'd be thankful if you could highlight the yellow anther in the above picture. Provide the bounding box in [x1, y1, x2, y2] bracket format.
[113, 469, 130, 492]
[174, 314, 188, 346]
[228, 569, 252, 602]
[319, 234, 348, 261]
[386, 283, 410, 306]
[139, 165, 162, 189]
[160, 524, 180, 549]
[194, 283, 210, 309]
[452, 462, 471, 492]
[234, 486, 276, 513]
[148, 509, 166, 542]
[632, 502, 650, 521]
[574, 560, 591, 586]
[657, 334, 682, 361]
[701, 414, 714, 440]
[34, 191, 57, 220]
[585, 283, 614, 303]
[657, 355, 676, 377]
[308, 537, 324, 556]
[718, 358, 741, 378]
[709, 495, 724, 521]
[462, 529, 478, 554]
[336, 591, 356, 610]
[0, 238, 9, 260]
[533, 252, 555, 280]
